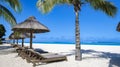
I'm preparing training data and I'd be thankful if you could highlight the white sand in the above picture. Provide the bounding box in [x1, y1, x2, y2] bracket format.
[0, 43, 120, 67]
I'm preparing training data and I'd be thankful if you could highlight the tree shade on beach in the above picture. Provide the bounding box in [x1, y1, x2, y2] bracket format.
[0, 0, 21, 26]
[12, 16, 50, 49]
[37, 0, 117, 61]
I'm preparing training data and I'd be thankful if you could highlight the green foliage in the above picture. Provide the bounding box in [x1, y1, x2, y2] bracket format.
[86, 0, 117, 17]
[37, 0, 117, 17]
[0, 0, 22, 27]
[0, 24, 6, 44]
[37, 0, 71, 13]
[13, 32, 21, 39]
[0, 24, 6, 38]
[0, 5, 16, 26]
[5, 0, 22, 12]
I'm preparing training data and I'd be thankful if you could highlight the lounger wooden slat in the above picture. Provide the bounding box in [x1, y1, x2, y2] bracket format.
[17, 48, 67, 66]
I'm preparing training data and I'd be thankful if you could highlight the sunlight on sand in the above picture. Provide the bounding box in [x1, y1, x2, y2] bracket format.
[0, 44, 120, 67]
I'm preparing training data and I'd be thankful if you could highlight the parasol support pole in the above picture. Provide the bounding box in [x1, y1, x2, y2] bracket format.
[30, 31, 33, 49]
[17, 39, 18, 44]
[13, 39, 15, 44]
[22, 38, 24, 47]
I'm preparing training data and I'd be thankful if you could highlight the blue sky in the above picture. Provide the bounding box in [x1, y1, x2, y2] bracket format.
[1, 0, 120, 43]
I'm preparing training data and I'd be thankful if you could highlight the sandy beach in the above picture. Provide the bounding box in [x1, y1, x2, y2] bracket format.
[0, 43, 120, 67]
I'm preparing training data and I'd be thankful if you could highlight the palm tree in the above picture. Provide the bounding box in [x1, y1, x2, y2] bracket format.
[0, 0, 21, 26]
[36, 0, 117, 61]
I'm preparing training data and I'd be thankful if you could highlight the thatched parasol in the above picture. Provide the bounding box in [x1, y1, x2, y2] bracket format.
[116, 22, 120, 32]
[12, 16, 50, 48]
[9, 33, 27, 39]
[9, 32, 35, 47]
[9, 32, 23, 45]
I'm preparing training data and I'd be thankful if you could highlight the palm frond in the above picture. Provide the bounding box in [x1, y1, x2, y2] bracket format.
[4, 0, 22, 12]
[86, 0, 117, 17]
[0, 4, 17, 26]
[36, 0, 71, 13]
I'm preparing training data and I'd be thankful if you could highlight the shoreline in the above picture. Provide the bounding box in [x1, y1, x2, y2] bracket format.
[21, 42, 120, 46]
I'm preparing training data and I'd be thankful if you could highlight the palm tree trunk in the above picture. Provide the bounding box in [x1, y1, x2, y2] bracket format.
[75, 10, 82, 61]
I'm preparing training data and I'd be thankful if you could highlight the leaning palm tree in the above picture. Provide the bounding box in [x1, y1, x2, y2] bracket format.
[37, 0, 117, 61]
[0, 0, 21, 26]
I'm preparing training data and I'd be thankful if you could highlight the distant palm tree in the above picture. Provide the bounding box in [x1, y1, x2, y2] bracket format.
[37, 0, 117, 61]
[0, 0, 21, 26]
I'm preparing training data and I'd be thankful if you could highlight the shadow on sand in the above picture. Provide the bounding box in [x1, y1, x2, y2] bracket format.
[82, 49, 120, 67]
[0, 45, 16, 55]
[64, 49, 120, 67]
[0, 45, 12, 50]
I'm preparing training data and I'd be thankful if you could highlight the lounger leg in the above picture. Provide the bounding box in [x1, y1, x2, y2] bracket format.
[65, 57, 68, 61]
[33, 63, 36, 67]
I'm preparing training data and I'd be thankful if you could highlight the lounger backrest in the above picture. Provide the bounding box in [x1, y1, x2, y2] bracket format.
[26, 49, 45, 59]
[35, 52, 45, 59]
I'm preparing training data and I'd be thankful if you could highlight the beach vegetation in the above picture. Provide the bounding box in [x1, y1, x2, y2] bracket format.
[0, 0, 22, 27]
[0, 24, 6, 44]
[36, 0, 117, 61]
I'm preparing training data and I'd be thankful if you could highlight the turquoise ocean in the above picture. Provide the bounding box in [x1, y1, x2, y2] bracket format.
[24, 42, 120, 46]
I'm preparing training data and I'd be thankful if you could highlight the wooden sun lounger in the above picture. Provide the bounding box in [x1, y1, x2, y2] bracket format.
[11, 44, 29, 54]
[10, 44, 22, 53]
[18, 49, 67, 66]
[35, 52, 67, 63]
[11, 44, 21, 48]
